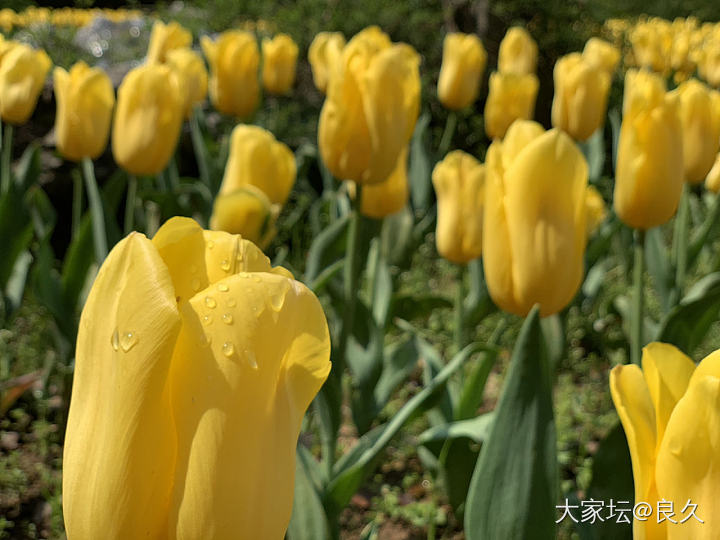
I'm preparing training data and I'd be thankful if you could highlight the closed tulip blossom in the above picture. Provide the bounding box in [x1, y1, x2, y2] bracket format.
[63, 217, 331, 539]
[484, 71, 539, 140]
[582, 37, 621, 75]
[611, 343, 720, 540]
[210, 185, 279, 249]
[308, 31, 345, 93]
[585, 185, 607, 236]
[219, 124, 296, 206]
[671, 78, 720, 183]
[630, 19, 672, 74]
[697, 37, 720, 88]
[354, 146, 409, 219]
[112, 64, 184, 176]
[146, 20, 192, 64]
[437, 32, 487, 110]
[551, 53, 611, 141]
[165, 48, 208, 117]
[614, 70, 683, 230]
[483, 120, 588, 317]
[0, 42, 51, 125]
[498, 26, 538, 76]
[262, 34, 299, 95]
[53, 61, 114, 161]
[318, 26, 420, 185]
[202, 30, 260, 118]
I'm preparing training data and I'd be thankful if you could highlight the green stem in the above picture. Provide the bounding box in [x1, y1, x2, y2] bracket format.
[71, 170, 83, 238]
[631, 229, 646, 365]
[81, 157, 108, 263]
[454, 263, 466, 352]
[672, 183, 690, 301]
[190, 106, 211, 188]
[124, 174, 137, 235]
[437, 111, 457, 159]
[168, 156, 180, 191]
[1, 123, 13, 195]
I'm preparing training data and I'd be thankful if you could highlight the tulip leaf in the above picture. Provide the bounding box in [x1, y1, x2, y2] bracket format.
[579, 128, 605, 182]
[305, 213, 350, 284]
[454, 349, 499, 422]
[409, 112, 432, 212]
[14, 142, 41, 193]
[644, 227, 674, 313]
[463, 259, 495, 327]
[656, 272, 720, 355]
[366, 238, 393, 329]
[373, 337, 423, 413]
[380, 206, 415, 267]
[541, 313, 565, 373]
[390, 293, 453, 322]
[287, 446, 329, 540]
[0, 183, 33, 291]
[608, 108, 621, 172]
[464, 306, 557, 540]
[418, 413, 494, 445]
[3, 250, 32, 315]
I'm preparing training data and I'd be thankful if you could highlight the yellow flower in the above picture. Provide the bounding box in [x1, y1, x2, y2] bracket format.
[670, 78, 720, 183]
[706, 153, 720, 192]
[582, 37, 620, 75]
[432, 150, 485, 264]
[210, 185, 279, 249]
[697, 37, 720, 88]
[262, 34, 299, 95]
[498, 26, 538, 76]
[165, 48, 208, 117]
[437, 32, 487, 110]
[201, 30, 260, 118]
[146, 20, 192, 64]
[111, 64, 184, 176]
[219, 124, 296, 206]
[631, 19, 672, 73]
[354, 145, 409, 219]
[610, 343, 720, 540]
[614, 70, 683, 230]
[308, 31, 345, 93]
[585, 185, 607, 236]
[483, 120, 588, 317]
[484, 71, 539, 140]
[0, 43, 51, 125]
[318, 26, 420, 185]
[63, 217, 331, 539]
[551, 53, 611, 141]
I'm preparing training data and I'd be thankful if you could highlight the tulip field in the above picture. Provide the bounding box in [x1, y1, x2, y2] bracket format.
[4, 0, 720, 538]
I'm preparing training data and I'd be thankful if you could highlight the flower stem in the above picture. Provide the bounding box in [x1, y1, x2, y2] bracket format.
[190, 106, 211, 189]
[437, 111, 457, 158]
[81, 157, 108, 263]
[454, 263, 466, 352]
[631, 229, 645, 365]
[672, 182, 690, 303]
[124, 174, 137, 235]
[1, 123, 13, 195]
[71, 170, 83, 238]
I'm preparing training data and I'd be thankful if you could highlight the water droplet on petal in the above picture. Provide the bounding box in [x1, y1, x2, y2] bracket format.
[199, 334, 211, 347]
[239, 272, 249, 279]
[202, 314, 213, 325]
[245, 349, 258, 370]
[220, 259, 231, 272]
[227, 298, 237, 307]
[222, 342, 235, 357]
[191, 277, 201, 291]
[205, 296, 217, 309]
[222, 313, 233, 325]
[217, 283, 229, 292]
[110, 329, 119, 351]
[207, 240, 215, 249]
[120, 331, 138, 352]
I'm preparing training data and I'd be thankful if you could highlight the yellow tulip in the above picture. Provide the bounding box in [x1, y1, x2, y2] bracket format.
[165, 48, 208, 117]
[318, 26, 420, 185]
[671, 78, 720, 183]
[432, 150, 485, 264]
[146, 20, 192, 64]
[437, 32, 487, 110]
[631, 19, 672, 73]
[498, 26, 538, 76]
[706, 153, 720, 192]
[611, 342, 720, 540]
[210, 185, 279, 249]
[111, 64, 184, 176]
[53, 62, 114, 162]
[614, 70, 683, 230]
[551, 53, 611, 141]
[0, 43, 51, 125]
[585, 185, 607, 236]
[483, 120, 588, 317]
[219, 124, 296, 206]
[63, 216, 331, 539]
[697, 38, 720, 88]
[308, 31, 345, 93]
[354, 145, 409, 219]
[201, 30, 260, 118]
[582, 37, 620, 75]
[484, 71, 539, 140]
[262, 34, 299, 95]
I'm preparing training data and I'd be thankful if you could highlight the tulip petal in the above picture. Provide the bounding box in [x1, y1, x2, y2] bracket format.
[63, 233, 181, 539]
[168, 272, 331, 539]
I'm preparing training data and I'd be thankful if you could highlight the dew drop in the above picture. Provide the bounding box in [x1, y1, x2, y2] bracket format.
[222, 313, 233, 325]
[120, 331, 138, 352]
[222, 341, 235, 357]
[217, 283, 229, 292]
[220, 259, 231, 272]
[190, 277, 201, 291]
[198, 334, 211, 347]
[239, 272, 249, 279]
[245, 349, 258, 370]
[205, 296, 217, 309]
[207, 240, 215, 249]
[110, 329, 120, 351]
[227, 297, 237, 307]
[202, 314, 213, 325]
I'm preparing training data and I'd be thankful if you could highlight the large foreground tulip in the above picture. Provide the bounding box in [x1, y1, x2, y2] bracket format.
[0, 42, 51, 125]
[63, 217, 331, 539]
[483, 120, 588, 317]
[437, 32, 487, 110]
[611, 342, 720, 540]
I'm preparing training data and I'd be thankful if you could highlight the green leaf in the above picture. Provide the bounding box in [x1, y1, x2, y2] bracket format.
[644, 227, 673, 313]
[0, 183, 33, 290]
[541, 314, 565, 373]
[380, 206, 415, 267]
[465, 306, 557, 540]
[304, 214, 350, 284]
[454, 350, 499, 421]
[373, 337, 421, 412]
[287, 446, 329, 540]
[4, 250, 32, 313]
[391, 293, 453, 321]
[418, 413, 494, 445]
[578, 128, 605, 182]
[608, 108, 621, 172]
[408, 112, 432, 212]
[14, 142, 41, 192]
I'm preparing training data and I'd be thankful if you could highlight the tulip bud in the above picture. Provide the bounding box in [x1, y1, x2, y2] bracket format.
[585, 185, 607, 236]
[146, 20, 192, 64]
[318, 26, 420, 185]
[219, 124, 296, 205]
[630, 20, 672, 74]
[308, 32, 345, 93]
[112, 64, 184, 176]
[53, 62, 114, 162]
[498, 26, 538, 76]
[201, 30, 260, 118]
[614, 70, 683, 230]
[210, 185, 278, 249]
[671, 78, 720, 183]
[706, 153, 720, 192]
[697, 38, 720, 88]
[483, 121, 588, 317]
[262, 34, 299, 95]
[432, 150, 485, 264]
[437, 32, 487, 110]
[165, 48, 208, 117]
[582, 37, 620, 75]
[0, 43, 51, 125]
[551, 53, 611, 141]
[353, 146, 409, 219]
[484, 71, 539, 140]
